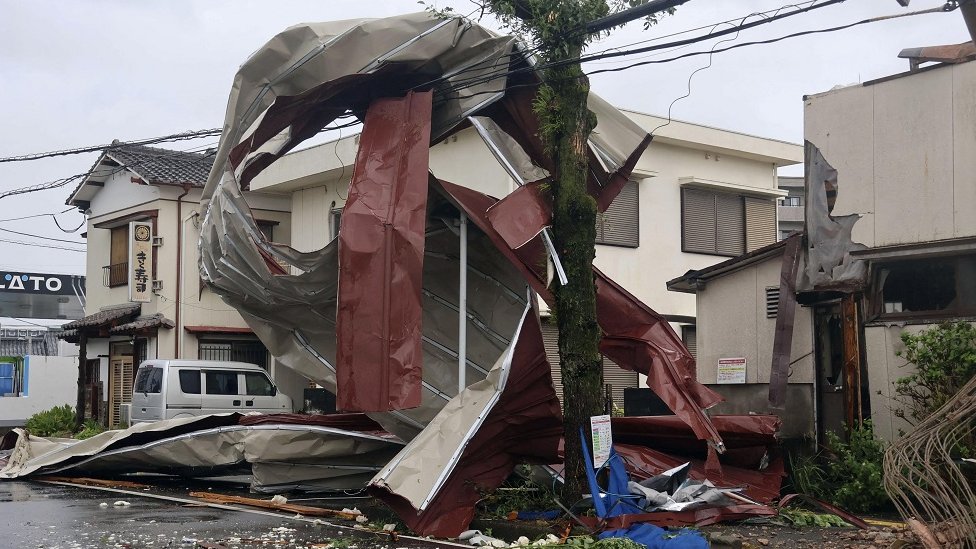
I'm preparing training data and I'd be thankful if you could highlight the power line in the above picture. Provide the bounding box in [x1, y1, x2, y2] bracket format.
[0, 237, 85, 252]
[0, 142, 219, 202]
[0, 226, 85, 245]
[0, 207, 75, 223]
[0, 129, 221, 164]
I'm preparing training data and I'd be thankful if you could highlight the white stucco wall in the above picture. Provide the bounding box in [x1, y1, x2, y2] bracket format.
[0, 355, 78, 426]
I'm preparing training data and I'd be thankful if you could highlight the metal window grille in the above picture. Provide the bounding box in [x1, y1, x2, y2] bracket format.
[198, 339, 269, 370]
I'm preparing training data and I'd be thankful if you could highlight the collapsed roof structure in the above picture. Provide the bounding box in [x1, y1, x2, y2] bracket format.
[195, 12, 742, 535]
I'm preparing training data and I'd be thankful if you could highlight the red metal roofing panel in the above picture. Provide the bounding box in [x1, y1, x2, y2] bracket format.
[335, 90, 433, 412]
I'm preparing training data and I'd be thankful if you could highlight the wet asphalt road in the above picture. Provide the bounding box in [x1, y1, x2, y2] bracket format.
[0, 481, 453, 548]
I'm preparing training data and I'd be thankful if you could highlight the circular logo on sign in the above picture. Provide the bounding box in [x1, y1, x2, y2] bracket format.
[134, 225, 151, 241]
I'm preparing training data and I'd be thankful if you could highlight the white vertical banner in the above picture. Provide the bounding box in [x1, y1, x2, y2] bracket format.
[590, 414, 613, 469]
[128, 221, 152, 303]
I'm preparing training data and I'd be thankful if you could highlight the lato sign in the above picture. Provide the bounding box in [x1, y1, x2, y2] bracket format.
[0, 272, 71, 295]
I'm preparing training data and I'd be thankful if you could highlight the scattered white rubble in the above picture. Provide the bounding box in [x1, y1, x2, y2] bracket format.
[112, 500, 130, 506]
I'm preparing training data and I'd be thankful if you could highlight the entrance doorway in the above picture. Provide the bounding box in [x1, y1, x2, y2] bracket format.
[108, 341, 134, 428]
[813, 295, 870, 444]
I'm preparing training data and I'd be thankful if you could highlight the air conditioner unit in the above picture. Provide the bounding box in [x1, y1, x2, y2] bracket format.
[152, 237, 164, 247]
[151, 280, 163, 291]
[119, 403, 131, 427]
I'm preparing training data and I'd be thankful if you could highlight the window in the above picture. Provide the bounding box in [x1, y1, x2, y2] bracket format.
[256, 220, 276, 242]
[105, 225, 129, 287]
[205, 370, 239, 395]
[0, 362, 16, 396]
[595, 181, 639, 247]
[199, 339, 269, 370]
[245, 372, 276, 396]
[681, 326, 697, 360]
[331, 208, 343, 239]
[781, 196, 803, 207]
[873, 255, 976, 319]
[682, 189, 776, 256]
[179, 370, 201, 394]
[133, 367, 162, 394]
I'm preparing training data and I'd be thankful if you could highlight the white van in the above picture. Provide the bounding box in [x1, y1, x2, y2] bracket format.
[129, 360, 293, 424]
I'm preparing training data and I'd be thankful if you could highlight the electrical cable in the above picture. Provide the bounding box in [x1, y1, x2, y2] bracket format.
[0, 226, 85, 245]
[0, 141, 219, 202]
[0, 129, 222, 164]
[0, 237, 85, 252]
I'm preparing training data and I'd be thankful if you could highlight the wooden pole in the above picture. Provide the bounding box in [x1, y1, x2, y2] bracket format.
[74, 334, 87, 430]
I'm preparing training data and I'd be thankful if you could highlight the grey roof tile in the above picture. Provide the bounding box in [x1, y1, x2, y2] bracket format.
[106, 144, 214, 186]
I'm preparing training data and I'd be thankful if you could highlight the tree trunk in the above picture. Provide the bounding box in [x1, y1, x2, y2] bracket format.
[75, 334, 87, 431]
[545, 56, 604, 502]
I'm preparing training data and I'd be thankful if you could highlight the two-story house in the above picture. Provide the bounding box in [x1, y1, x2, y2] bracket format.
[248, 110, 802, 409]
[60, 144, 301, 427]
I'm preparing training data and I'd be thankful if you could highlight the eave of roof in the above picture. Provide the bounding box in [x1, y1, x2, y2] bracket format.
[666, 233, 801, 293]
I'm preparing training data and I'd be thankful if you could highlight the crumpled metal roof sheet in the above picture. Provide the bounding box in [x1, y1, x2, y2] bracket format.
[336, 91, 432, 412]
[196, 11, 728, 535]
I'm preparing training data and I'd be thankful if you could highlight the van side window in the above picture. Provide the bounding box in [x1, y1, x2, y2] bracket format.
[179, 370, 201, 394]
[244, 372, 275, 396]
[205, 370, 239, 395]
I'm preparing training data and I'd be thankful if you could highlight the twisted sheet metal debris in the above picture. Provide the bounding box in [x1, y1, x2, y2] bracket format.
[195, 11, 729, 535]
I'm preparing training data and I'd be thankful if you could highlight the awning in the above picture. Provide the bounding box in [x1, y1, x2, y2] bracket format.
[108, 313, 174, 335]
[184, 325, 254, 335]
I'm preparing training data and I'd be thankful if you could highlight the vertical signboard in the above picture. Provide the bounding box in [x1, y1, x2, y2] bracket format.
[128, 221, 152, 303]
[590, 414, 613, 468]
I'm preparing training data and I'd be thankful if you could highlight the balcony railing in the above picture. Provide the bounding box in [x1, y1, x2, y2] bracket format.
[103, 262, 128, 287]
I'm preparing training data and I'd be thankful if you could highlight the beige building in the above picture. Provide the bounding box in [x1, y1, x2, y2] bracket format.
[804, 55, 976, 442]
[62, 144, 304, 427]
[668, 53, 976, 444]
[249, 109, 802, 409]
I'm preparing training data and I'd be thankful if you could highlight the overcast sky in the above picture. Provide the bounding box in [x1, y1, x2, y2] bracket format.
[0, 0, 970, 279]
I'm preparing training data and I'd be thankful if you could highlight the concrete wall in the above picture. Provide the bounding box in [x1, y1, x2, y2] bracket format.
[863, 321, 976, 442]
[0, 355, 78, 426]
[804, 61, 976, 248]
[805, 61, 976, 441]
[695, 253, 815, 438]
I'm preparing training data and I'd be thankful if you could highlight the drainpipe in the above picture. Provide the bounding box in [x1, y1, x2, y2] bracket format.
[174, 183, 191, 358]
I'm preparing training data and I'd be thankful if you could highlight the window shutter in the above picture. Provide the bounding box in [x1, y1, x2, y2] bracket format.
[681, 326, 697, 359]
[542, 319, 636, 410]
[715, 193, 744, 255]
[597, 181, 639, 247]
[682, 189, 717, 254]
[541, 320, 563, 410]
[602, 356, 638, 411]
[745, 197, 777, 251]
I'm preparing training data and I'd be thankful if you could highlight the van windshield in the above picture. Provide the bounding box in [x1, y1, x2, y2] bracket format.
[245, 372, 275, 396]
[134, 367, 162, 394]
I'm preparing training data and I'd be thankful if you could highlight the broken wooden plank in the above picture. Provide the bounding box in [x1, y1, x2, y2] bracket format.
[187, 492, 360, 520]
[40, 476, 150, 489]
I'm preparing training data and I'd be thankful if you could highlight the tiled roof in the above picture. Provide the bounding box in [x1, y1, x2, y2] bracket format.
[0, 332, 60, 357]
[108, 313, 174, 334]
[61, 303, 140, 331]
[106, 144, 214, 186]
